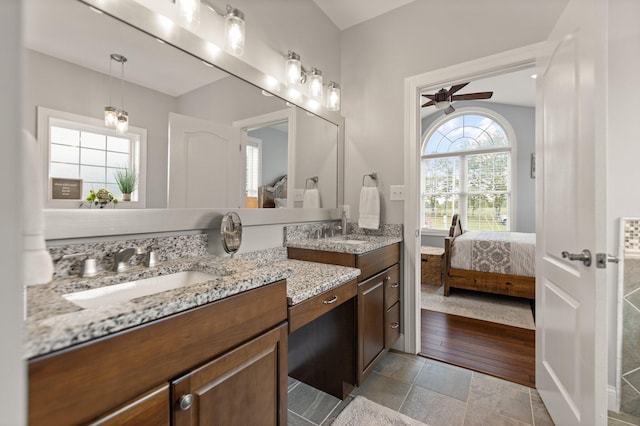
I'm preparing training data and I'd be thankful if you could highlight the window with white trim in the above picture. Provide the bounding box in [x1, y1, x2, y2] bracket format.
[38, 107, 147, 208]
[245, 137, 262, 198]
[421, 110, 513, 232]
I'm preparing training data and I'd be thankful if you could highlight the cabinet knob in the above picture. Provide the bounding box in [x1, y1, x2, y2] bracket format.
[179, 394, 194, 411]
[390, 283, 399, 288]
[390, 322, 400, 329]
[384, 275, 391, 281]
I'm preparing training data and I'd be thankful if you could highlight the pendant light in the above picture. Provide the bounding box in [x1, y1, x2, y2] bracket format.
[104, 54, 129, 134]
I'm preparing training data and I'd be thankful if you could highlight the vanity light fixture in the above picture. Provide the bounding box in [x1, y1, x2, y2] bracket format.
[224, 6, 245, 56]
[285, 51, 302, 85]
[308, 68, 323, 100]
[200, 1, 246, 57]
[176, 0, 201, 28]
[327, 82, 341, 111]
[104, 54, 129, 134]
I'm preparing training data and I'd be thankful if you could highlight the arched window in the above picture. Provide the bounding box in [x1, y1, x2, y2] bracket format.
[421, 108, 514, 232]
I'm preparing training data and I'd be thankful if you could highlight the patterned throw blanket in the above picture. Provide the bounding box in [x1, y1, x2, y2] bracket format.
[451, 231, 536, 277]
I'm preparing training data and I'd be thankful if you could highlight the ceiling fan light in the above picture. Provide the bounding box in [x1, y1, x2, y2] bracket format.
[434, 101, 450, 110]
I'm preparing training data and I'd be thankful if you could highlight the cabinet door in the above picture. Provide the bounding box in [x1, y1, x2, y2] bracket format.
[88, 383, 169, 426]
[172, 324, 288, 426]
[357, 274, 385, 385]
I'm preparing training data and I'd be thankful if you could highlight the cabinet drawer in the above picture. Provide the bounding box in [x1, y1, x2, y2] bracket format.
[385, 301, 401, 348]
[88, 383, 169, 426]
[384, 264, 400, 310]
[357, 243, 400, 281]
[288, 279, 357, 333]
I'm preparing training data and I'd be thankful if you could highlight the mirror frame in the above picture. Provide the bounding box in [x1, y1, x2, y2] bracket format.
[44, 0, 344, 240]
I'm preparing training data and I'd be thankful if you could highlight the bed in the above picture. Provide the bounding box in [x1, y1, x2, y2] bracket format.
[443, 214, 535, 299]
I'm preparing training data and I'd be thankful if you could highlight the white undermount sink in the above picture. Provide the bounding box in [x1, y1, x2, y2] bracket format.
[63, 271, 220, 309]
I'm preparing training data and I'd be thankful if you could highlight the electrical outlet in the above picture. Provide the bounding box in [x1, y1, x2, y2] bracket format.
[294, 189, 305, 202]
[390, 185, 405, 201]
[342, 205, 350, 219]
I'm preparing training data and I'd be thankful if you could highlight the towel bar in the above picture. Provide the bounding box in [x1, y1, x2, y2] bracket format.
[305, 176, 318, 189]
[362, 172, 378, 187]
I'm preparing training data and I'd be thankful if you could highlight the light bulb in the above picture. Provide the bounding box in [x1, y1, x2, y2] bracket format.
[177, 0, 200, 29]
[285, 51, 301, 85]
[308, 68, 323, 100]
[116, 110, 128, 134]
[224, 8, 245, 56]
[327, 82, 340, 111]
[104, 106, 117, 127]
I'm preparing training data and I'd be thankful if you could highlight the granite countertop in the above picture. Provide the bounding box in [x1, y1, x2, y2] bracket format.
[25, 255, 292, 359]
[284, 234, 402, 254]
[26, 247, 363, 359]
[236, 248, 361, 306]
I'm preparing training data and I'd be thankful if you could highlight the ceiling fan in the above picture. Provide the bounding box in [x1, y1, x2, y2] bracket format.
[421, 83, 493, 114]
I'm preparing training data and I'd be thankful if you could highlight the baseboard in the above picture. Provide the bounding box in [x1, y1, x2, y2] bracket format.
[608, 385, 618, 412]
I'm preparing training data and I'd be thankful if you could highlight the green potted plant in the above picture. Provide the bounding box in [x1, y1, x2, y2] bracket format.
[113, 168, 137, 201]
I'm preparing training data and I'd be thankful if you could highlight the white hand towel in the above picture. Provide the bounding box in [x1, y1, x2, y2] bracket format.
[302, 188, 321, 208]
[22, 130, 53, 285]
[358, 186, 380, 230]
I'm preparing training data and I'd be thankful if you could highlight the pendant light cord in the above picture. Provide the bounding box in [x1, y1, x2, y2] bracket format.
[120, 59, 125, 111]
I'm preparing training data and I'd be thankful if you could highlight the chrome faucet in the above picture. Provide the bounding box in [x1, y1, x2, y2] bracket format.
[112, 247, 144, 272]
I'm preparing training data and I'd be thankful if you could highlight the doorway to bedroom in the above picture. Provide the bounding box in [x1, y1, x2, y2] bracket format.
[416, 68, 537, 387]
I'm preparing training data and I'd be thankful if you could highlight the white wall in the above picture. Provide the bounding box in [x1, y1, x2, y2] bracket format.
[1, 0, 25, 422]
[24, 50, 177, 208]
[340, 0, 567, 224]
[607, 0, 640, 392]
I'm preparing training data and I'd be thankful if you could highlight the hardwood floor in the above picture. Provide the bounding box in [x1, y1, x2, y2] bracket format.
[419, 309, 536, 388]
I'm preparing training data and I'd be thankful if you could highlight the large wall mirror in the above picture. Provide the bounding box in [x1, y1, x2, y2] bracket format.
[24, 0, 340, 215]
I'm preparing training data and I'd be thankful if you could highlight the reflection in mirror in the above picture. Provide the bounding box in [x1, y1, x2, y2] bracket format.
[24, 0, 338, 209]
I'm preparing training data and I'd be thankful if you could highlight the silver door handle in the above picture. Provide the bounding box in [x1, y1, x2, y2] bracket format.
[561, 249, 592, 267]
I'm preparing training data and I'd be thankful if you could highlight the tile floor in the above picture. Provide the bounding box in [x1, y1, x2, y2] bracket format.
[288, 351, 640, 426]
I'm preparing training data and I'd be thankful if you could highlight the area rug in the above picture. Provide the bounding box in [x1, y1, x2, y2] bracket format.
[332, 396, 428, 426]
[421, 284, 535, 330]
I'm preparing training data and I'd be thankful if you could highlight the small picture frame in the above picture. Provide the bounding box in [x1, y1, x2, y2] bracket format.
[530, 153, 536, 179]
[51, 178, 83, 200]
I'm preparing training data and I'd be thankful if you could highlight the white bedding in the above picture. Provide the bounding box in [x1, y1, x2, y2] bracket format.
[450, 231, 536, 277]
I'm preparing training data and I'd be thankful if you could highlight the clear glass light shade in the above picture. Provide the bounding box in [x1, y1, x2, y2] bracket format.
[285, 51, 302, 85]
[327, 82, 340, 111]
[224, 10, 245, 57]
[308, 69, 323, 100]
[177, 0, 200, 28]
[116, 110, 129, 134]
[104, 106, 117, 127]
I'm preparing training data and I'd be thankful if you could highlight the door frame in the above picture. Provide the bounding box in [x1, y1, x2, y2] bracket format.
[402, 41, 551, 354]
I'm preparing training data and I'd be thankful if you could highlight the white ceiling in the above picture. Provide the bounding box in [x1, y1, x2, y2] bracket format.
[312, 0, 417, 30]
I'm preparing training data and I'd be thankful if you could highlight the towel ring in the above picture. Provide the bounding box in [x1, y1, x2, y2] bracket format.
[362, 172, 378, 187]
[305, 176, 318, 189]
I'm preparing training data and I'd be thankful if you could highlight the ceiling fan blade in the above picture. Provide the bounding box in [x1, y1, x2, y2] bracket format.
[448, 83, 469, 96]
[451, 91, 493, 101]
[421, 94, 436, 100]
[421, 100, 436, 107]
[444, 105, 455, 114]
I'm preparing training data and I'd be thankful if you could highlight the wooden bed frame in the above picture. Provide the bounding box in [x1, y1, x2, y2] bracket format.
[443, 214, 535, 299]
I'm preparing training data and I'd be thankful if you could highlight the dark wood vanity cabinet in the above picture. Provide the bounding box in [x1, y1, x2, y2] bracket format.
[29, 281, 288, 425]
[288, 243, 402, 386]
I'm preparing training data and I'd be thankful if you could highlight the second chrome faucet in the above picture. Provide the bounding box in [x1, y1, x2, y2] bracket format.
[112, 247, 145, 273]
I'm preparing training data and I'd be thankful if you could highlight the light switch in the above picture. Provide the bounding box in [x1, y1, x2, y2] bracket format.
[390, 185, 405, 201]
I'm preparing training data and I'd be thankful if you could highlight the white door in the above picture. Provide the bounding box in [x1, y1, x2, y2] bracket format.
[536, 0, 607, 424]
[168, 113, 242, 208]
